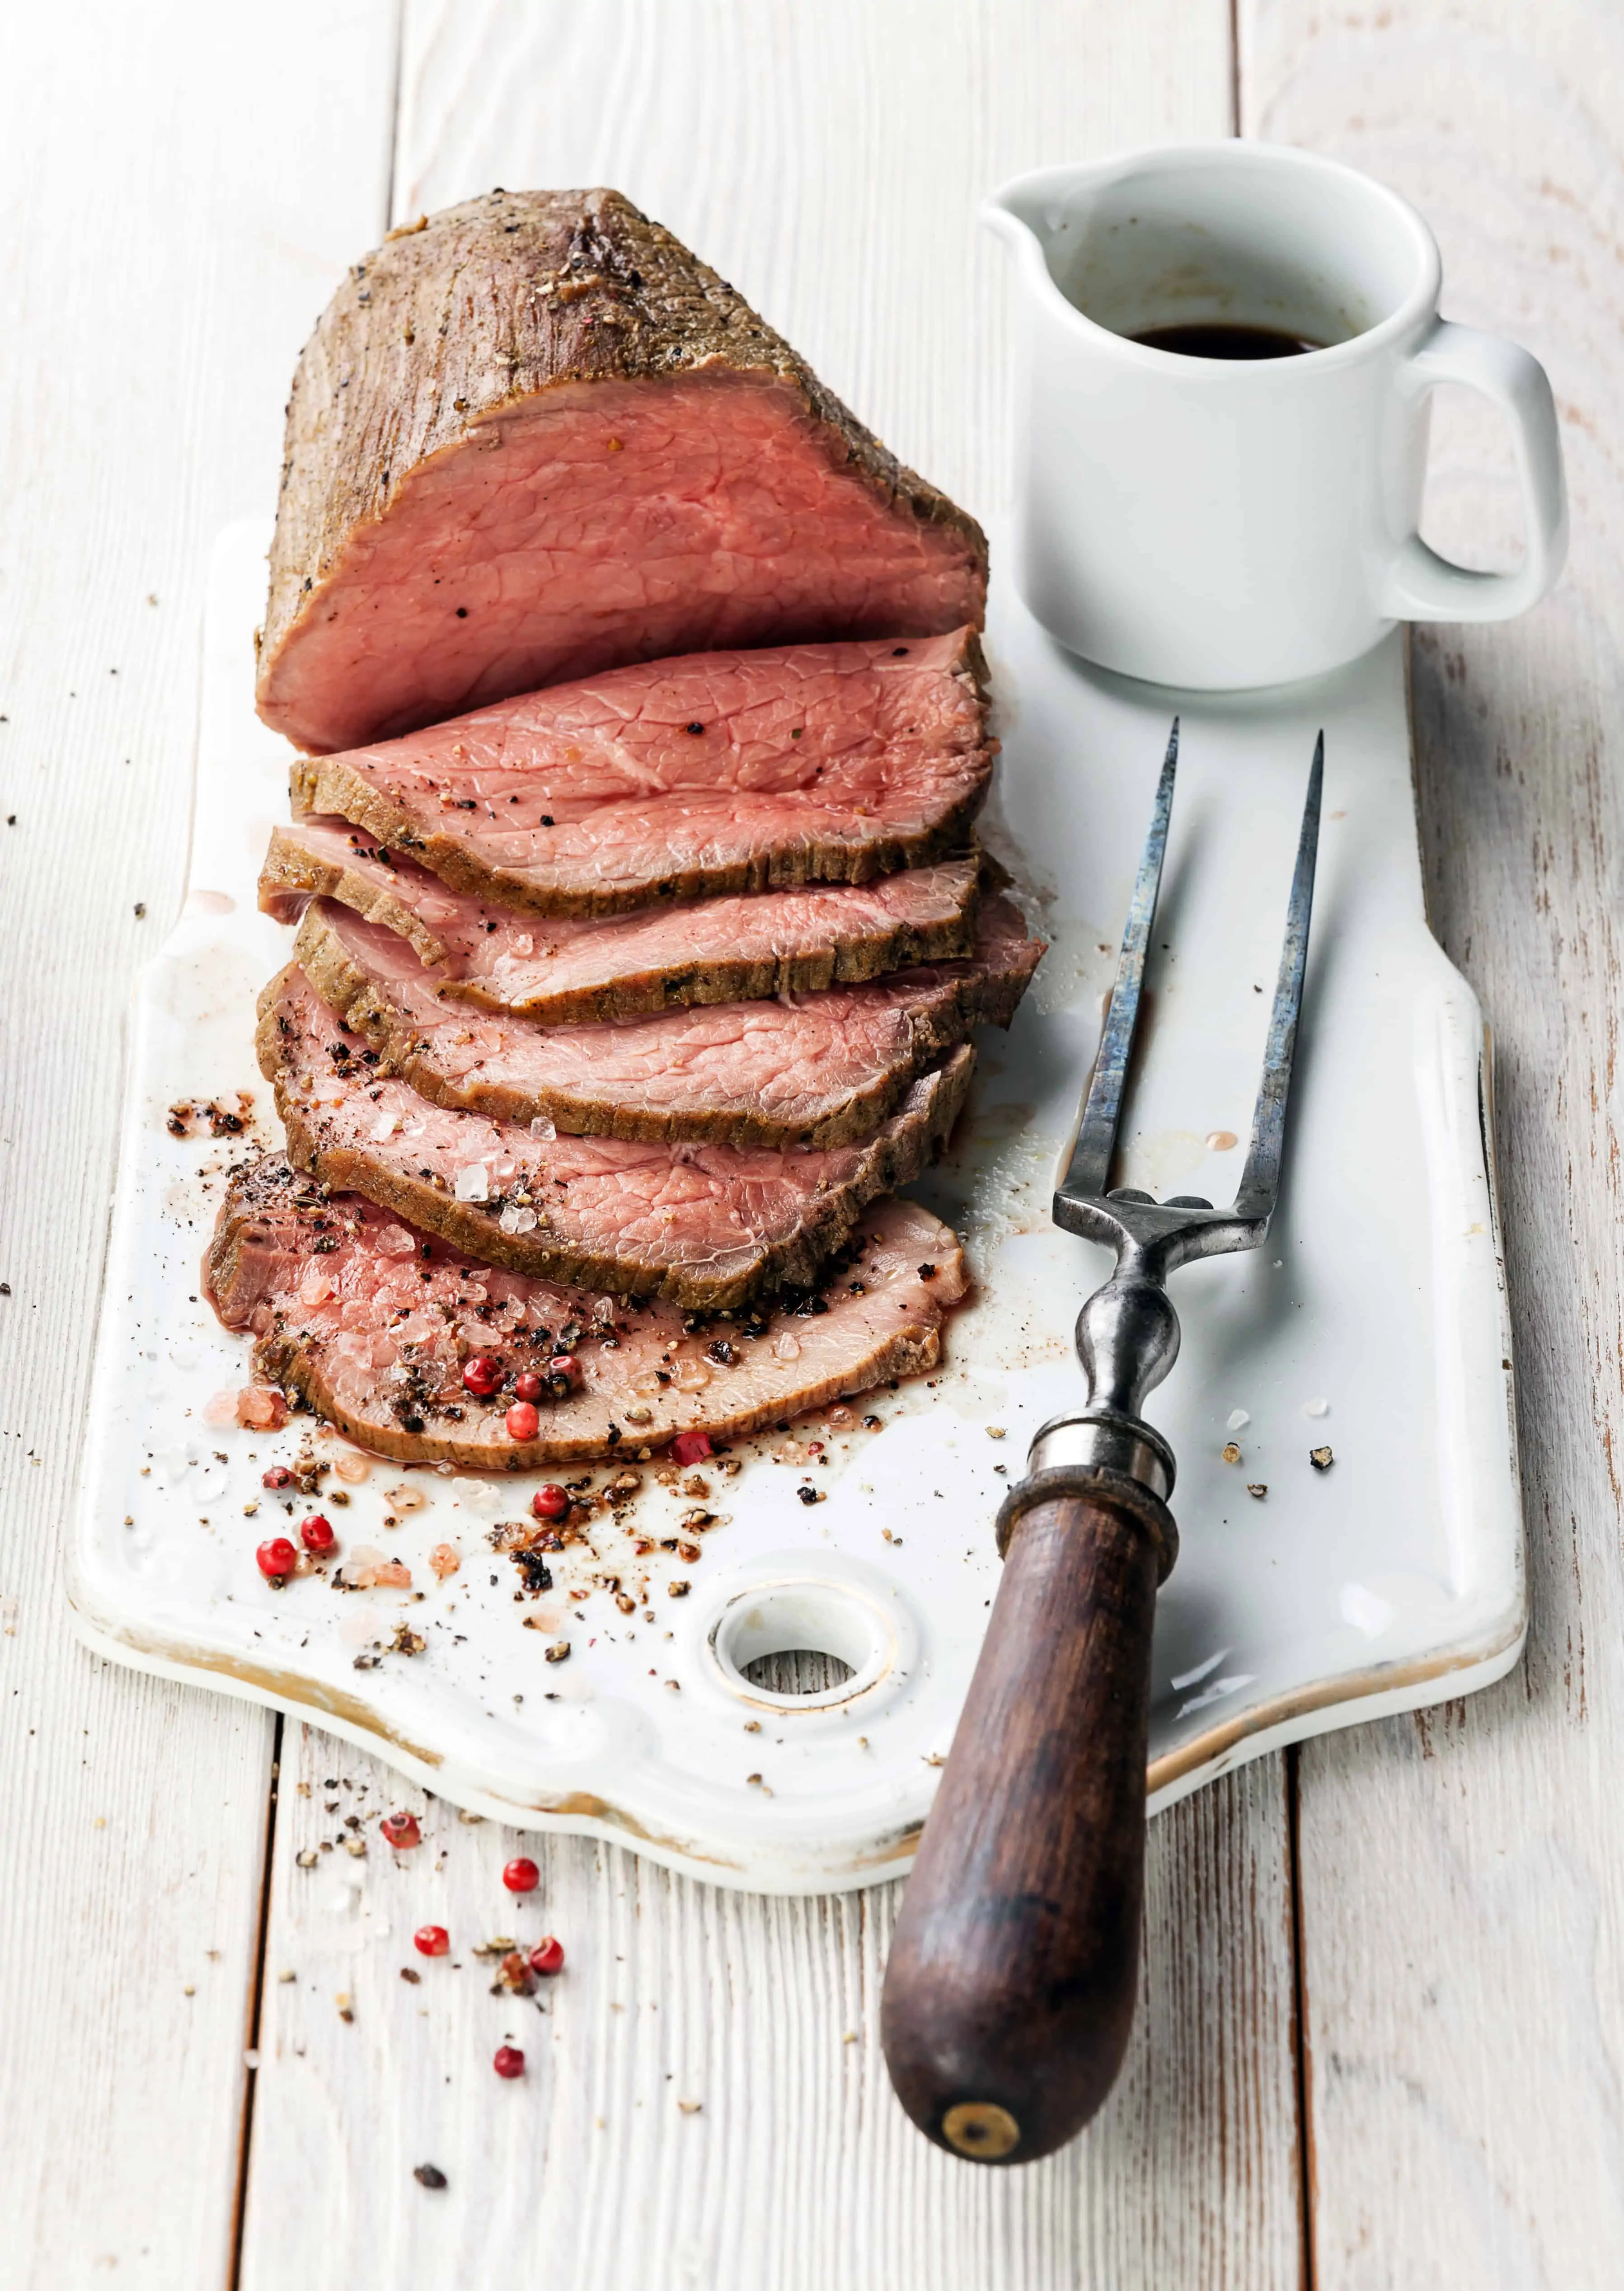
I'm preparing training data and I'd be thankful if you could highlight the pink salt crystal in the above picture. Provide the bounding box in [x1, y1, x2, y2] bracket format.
[236, 1387, 288, 1431]
[428, 1544, 461, 1579]
[203, 1389, 239, 1427]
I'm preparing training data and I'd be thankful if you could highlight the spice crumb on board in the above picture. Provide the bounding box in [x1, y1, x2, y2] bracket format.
[1220, 1441, 1242, 1465]
[413, 2164, 448, 2190]
[1310, 1446, 1335, 1471]
[1247, 1483, 1268, 1500]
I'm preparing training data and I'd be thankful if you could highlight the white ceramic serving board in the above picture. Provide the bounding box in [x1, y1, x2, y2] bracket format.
[68, 521, 1525, 1894]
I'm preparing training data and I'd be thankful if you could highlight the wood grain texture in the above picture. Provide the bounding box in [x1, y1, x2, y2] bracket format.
[242, 1732, 1299, 2291]
[234, 7, 1303, 2286]
[0, 7, 398, 2286]
[1244, 4, 1624, 2283]
[883, 1488, 1169, 2162]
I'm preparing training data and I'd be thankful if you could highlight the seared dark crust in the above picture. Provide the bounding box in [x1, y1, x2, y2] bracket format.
[287, 632, 993, 920]
[259, 826, 454, 967]
[256, 968, 974, 1309]
[259, 188, 988, 744]
[249, 1312, 949, 1469]
[258, 824, 982, 1016]
[204, 1157, 966, 1467]
[288, 897, 1033, 1150]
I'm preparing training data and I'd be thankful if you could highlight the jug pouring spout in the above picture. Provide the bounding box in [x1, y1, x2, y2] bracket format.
[973, 142, 1563, 690]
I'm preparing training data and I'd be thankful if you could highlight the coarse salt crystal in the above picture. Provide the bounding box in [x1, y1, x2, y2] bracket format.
[455, 1163, 490, 1202]
[499, 1203, 538, 1235]
[529, 1115, 556, 1142]
[1226, 1408, 1250, 1431]
[1302, 1398, 1330, 1418]
[772, 1333, 801, 1361]
[371, 1108, 401, 1142]
[333, 1453, 370, 1484]
[376, 1225, 415, 1259]
[203, 1389, 239, 1427]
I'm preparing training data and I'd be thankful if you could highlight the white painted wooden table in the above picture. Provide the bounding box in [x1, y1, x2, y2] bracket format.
[2, 4, 1619, 2284]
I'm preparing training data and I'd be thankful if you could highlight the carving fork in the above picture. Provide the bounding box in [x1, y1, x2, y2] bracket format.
[882, 722, 1324, 2164]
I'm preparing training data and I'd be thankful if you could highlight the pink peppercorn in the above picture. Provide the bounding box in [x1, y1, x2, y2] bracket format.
[414, 1925, 450, 1957]
[531, 1484, 569, 1523]
[505, 1401, 540, 1441]
[528, 1935, 565, 1977]
[670, 1430, 713, 1467]
[502, 1857, 540, 1893]
[380, 1811, 422, 1850]
[300, 1514, 335, 1554]
[255, 1537, 297, 1581]
[545, 1354, 583, 1398]
[493, 2046, 526, 2079]
[461, 1354, 502, 1398]
[512, 1371, 544, 1404]
[261, 1465, 294, 1490]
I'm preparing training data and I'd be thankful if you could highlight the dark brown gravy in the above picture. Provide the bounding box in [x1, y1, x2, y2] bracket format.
[1130, 322, 1325, 360]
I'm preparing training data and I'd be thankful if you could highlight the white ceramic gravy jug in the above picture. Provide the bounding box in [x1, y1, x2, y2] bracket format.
[982, 142, 1567, 690]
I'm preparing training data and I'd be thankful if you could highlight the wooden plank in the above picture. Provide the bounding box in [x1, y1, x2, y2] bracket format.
[242, 1738, 1297, 2291]
[1242, 4, 1624, 2282]
[240, 8, 1304, 2285]
[0, 6, 398, 2284]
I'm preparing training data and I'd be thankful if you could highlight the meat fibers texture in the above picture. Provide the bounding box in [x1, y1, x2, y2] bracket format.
[205, 1159, 967, 1467]
[260, 816, 981, 1022]
[290, 629, 992, 916]
[258, 966, 973, 1308]
[257, 188, 988, 753]
[291, 889, 1042, 1147]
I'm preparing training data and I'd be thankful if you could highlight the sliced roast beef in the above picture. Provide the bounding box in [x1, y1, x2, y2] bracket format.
[257, 188, 987, 755]
[259, 967, 972, 1307]
[290, 630, 992, 917]
[290, 891, 1041, 1148]
[207, 1159, 967, 1467]
[261, 817, 981, 1022]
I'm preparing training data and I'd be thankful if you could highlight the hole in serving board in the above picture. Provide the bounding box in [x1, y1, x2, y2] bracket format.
[741, 1648, 856, 1696]
[704, 1578, 896, 1711]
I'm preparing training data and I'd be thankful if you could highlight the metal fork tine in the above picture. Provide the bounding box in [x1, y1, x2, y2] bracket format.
[1234, 732, 1324, 1220]
[1057, 718, 1179, 1205]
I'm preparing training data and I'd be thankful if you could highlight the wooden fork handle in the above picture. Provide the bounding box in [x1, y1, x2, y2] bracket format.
[880, 1470, 1175, 2164]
